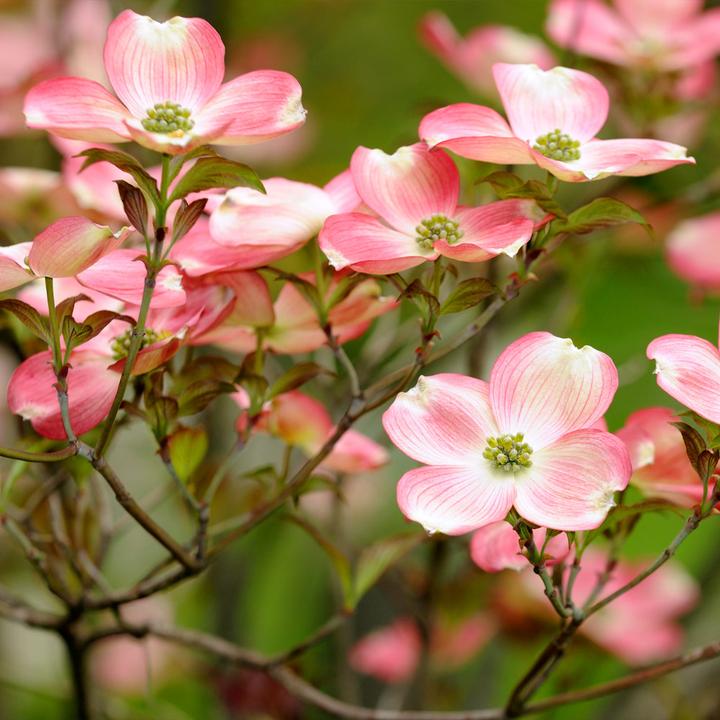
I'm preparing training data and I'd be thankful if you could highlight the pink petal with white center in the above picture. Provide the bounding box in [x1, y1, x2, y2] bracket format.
[103, 10, 224, 118]
[547, 138, 694, 182]
[209, 270, 275, 328]
[0, 242, 33, 292]
[515, 429, 631, 530]
[350, 144, 458, 234]
[490, 332, 618, 449]
[383, 374, 498, 465]
[18, 277, 122, 322]
[170, 220, 281, 276]
[435, 200, 539, 263]
[647, 334, 720, 424]
[323, 169, 361, 213]
[419, 104, 535, 164]
[493, 63, 608, 144]
[319, 213, 435, 274]
[194, 71, 306, 145]
[76, 249, 185, 308]
[397, 464, 516, 536]
[28, 217, 129, 278]
[546, 0, 634, 66]
[61, 150, 127, 221]
[24, 77, 131, 143]
[7, 350, 119, 440]
[327, 276, 396, 328]
[667, 213, 720, 291]
[668, 10, 720, 70]
[210, 178, 334, 251]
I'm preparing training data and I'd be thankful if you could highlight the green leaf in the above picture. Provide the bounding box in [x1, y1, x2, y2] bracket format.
[169, 157, 264, 203]
[267, 362, 333, 399]
[176, 379, 236, 417]
[479, 171, 566, 218]
[171, 198, 208, 245]
[287, 515, 354, 610]
[400, 278, 440, 321]
[0, 299, 50, 342]
[77, 148, 160, 206]
[167, 426, 208, 483]
[554, 198, 650, 235]
[353, 531, 425, 607]
[439, 278, 496, 315]
[115, 180, 149, 237]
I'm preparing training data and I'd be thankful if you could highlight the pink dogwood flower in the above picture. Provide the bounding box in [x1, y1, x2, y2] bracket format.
[419, 63, 694, 182]
[470, 520, 569, 573]
[647, 323, 720, 425]
[382, 332, 631, 533]
[319, 142, 546, 274]
[666, 213, 720, 292]
[520, 548, 698, 663]
[546, 0, 720, 71]
[202, 271, 394, 354]
[24, 9, 306, 154]
[616, 407, 704, 506]
[420, 12, 554, 96]
[234, 389, 388, 475]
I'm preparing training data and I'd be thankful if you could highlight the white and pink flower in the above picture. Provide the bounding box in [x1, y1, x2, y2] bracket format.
[666, 213, 720, 292]
[24, 10, 306, 154]
[383, 332, 631, 533]
[419, 63, 694, 182]
[319, 142, 545, 274]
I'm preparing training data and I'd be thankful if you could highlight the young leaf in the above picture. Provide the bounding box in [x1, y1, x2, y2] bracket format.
[77, 148, 160, 206]
[0, 299, 50, 342]
[479, 171, 566, 218]
[400, 278, 440, 321]
[171, 198, 208, 245]
[554, 198, 650, 235]
[439, 278, 496, 315]
[167, 426, 208, 483]
[671, 421, 706, 473]
[352, 531, 425, 607]
[115, 180, 149, 237]
[169, 157, 264, 203]
[267, 362, 333, 399]
[176, 379, 236, 417]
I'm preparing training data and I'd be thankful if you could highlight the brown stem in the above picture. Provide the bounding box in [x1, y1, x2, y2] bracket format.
[60, 628, 91, 720]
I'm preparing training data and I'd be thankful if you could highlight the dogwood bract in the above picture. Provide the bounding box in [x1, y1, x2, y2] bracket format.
[419, 63, 694, 182]
[382, 332, 631, 533]
[24, 10, 306, 154]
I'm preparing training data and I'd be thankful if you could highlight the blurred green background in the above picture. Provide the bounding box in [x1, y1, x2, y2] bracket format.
[2, 1, 720, 719]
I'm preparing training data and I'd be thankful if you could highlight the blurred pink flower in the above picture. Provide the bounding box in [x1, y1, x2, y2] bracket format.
[383, 332, 630, 534]
[616, 407, 704, 506]
[25, 10, 306, 154]
[241, 389, 388, 474]
[648, 323, 720, 424]
[470, 520, 569, 573]
[350, 618, 421, 683]
[420, 11, 554, 96]
[546, 0, 720, 71]
[666, 213, 720, 292]
[419, 63, 694, 182]
[203, 271, 394, 355]
[319, 143, 545, 273]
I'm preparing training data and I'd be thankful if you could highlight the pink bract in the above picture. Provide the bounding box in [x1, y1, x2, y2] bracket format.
[666, 213, 720, 292]
[383, 332, 631, 533]
[419, 63, 694, 182]
[647, 324, 720, 425]
[616, 407, 704, 507]
[24, 10, 306, 154]
[319, 142, 546, 273]
[546, 0, 720, 71]
[420, 12, 554, 96]
[470, 520, 569, 573]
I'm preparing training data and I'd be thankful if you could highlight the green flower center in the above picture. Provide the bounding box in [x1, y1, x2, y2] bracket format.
[483, 433, 533, 472]
[532, 129, 581, 162]
[111, 328, 160, 360]
[141, 101, 195, 135]
[415, 214, 463, 250]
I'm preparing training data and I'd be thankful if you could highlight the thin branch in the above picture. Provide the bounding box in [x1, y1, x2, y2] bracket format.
[0, 445, 76, 464]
